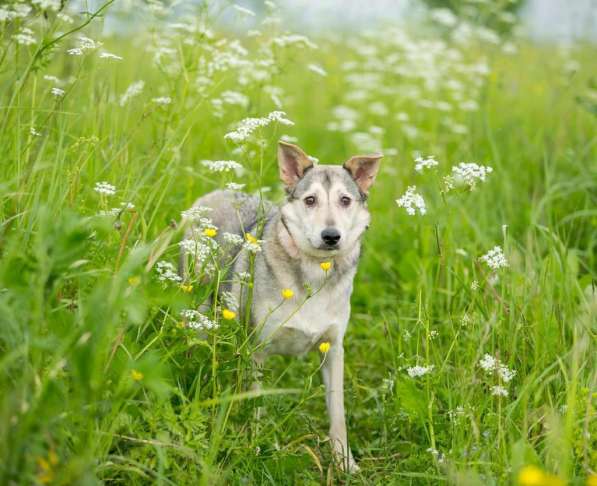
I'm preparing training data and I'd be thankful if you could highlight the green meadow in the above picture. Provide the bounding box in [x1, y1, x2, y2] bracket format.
[0, 1, 595, 484]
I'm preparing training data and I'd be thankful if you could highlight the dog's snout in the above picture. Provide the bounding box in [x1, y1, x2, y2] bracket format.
[321, 228, 341, 246]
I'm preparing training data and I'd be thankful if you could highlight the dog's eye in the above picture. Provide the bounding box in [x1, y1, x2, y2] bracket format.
[304, 196, 316, 207]
[340, 196, 351, 207]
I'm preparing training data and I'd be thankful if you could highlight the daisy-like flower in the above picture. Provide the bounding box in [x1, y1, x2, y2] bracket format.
[414, 155, 439, 172]
[480, 246, 508, 270]
[201, 160, 243, 172]
[407, 365, 434, 378]
[94, 181, 116, 195]
[396, 186, 427, 216]
[51, 87, 65, 97]
[451, 162, 493, 189]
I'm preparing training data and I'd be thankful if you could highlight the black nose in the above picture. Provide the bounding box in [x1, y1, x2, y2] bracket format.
[321, 228, 341, 246]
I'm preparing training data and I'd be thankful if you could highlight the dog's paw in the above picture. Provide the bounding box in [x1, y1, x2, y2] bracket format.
[330, 442, 360, 473]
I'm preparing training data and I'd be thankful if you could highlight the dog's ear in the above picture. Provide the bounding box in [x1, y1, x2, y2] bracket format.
[278, 141, 314, 188]
[343, 153, 383, 194]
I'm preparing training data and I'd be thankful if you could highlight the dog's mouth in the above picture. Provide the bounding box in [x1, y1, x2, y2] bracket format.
[318, 243, 340, 252]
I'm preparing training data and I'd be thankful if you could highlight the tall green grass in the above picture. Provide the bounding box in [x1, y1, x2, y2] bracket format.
[0, 2, 595, 484]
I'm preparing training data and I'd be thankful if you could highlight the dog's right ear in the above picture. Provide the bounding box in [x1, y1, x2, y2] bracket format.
[278, 141, 314, 189]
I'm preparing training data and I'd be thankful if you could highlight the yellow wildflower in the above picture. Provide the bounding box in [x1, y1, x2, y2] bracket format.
[180, 284, 193, 293]
[281, 288, 294, 299]
[222, 309, 237, 320]
[517, 466, 545, 486]
[245, 232, 257, 244]
[203, 227, 217, 238]
[131, 369, 144, 381]
[320, 261, 332, 272]
[319, 342, 331, 353]
[587, 474, 597, 486]
[127, 276, 141, 287]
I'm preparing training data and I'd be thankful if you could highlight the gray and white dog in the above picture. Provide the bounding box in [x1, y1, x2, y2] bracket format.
[182, 141, 382, 472]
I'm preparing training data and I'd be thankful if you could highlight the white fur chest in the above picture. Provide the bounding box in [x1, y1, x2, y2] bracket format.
[254, 270, 353, 356]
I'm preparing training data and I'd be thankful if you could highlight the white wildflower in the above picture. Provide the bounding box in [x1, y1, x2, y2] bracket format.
[224, 111, 294, 144]
[57, 12, 74, 23]
[119, 81, 145, 106]
[226, 182, 245, 191]
[407, 365, 434, 378]
[222, 232, 244, 246]
[43, 75, 61, 84]
[201, 160, 243, 173]
[152, 96, 172, 105]
[31, 0, 61, 11]
[180, 309, 218, 331]
[479, 353, 497, 372]
[480, 246, 508, 270]
[67, 48, 84, 56]
[181, 206, 212, 221]
[94, 181, 116, 196]
[308, 64, 327, 76]
[396, 186, 427, 216]
[156, 261, 182, 284]
[221, 90, 249, 108]
[13, 28, 36, 46]
[490, 385, 509, 397]
[99, 51, 123, 61]
[51, 87, 65, 97]
[451, 162, 493, 189]
[497, 364, 516, 383]
[30, 127, 41, 137]
[414, 155, 439, 172]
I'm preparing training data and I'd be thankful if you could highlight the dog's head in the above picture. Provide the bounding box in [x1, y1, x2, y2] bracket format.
[277, 141, 382, 258]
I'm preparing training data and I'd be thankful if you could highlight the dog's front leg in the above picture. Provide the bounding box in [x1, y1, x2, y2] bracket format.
[321, 343, 358, 472]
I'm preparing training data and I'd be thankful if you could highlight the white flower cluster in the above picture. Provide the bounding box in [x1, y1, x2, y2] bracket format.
[490, 385, 509, 397]
[200, 160, 243, 172]
[180, 309, 218, 331]
[51, 87, 65, 97]
[480, 246, 508, 270]
[226, 182, 245, 191]
[156, 261, 182, 284]
[396, 186, 427, 216]
[224, 111, 294, 144]
[308, 64, 327, 76]
[414, 155, 439, 172]
[222, 232, 244, 246]
[179, 228, 218, 264]
[119, 81, 145, 107]
[479, 353, 516, 383]
[451, 162, 493, 189]
[1, 3, 32, 21]
[152, 96, 172, 105]
[407, 365, 434, 378]
[94, 181, 116, 196]
[181, 206, 212, 223]
[99, 51, 123, 61]
[67, 35, 102, 56]
[13, 27, 36, 46]
[31, 0, 61, 11]
[271, 34, 317, 49]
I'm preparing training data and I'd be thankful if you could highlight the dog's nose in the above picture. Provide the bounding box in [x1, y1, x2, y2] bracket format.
[321, 228, 341, 246]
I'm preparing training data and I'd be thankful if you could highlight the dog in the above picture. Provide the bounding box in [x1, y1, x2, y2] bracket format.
[181, 141, 382, 472]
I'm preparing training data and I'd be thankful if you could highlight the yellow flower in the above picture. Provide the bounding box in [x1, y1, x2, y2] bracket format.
[180, 284, 193, 293]
[127, 276, 141, 287]
[245, 232, 257, 244]
[203, 227, 217, 238]
[131, 369, 144, 381]
[281, 288, 294, 299]
[319, 342, 331, 353]
[222, 309, 237, 320]
[518, 466, 545, 486]
[587, 474, 597, 486]
[320, 261, 332, 272]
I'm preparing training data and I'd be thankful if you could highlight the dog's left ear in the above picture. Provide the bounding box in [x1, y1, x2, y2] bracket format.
[278, 141, 314, 189]
[343, 153, 383, 194]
